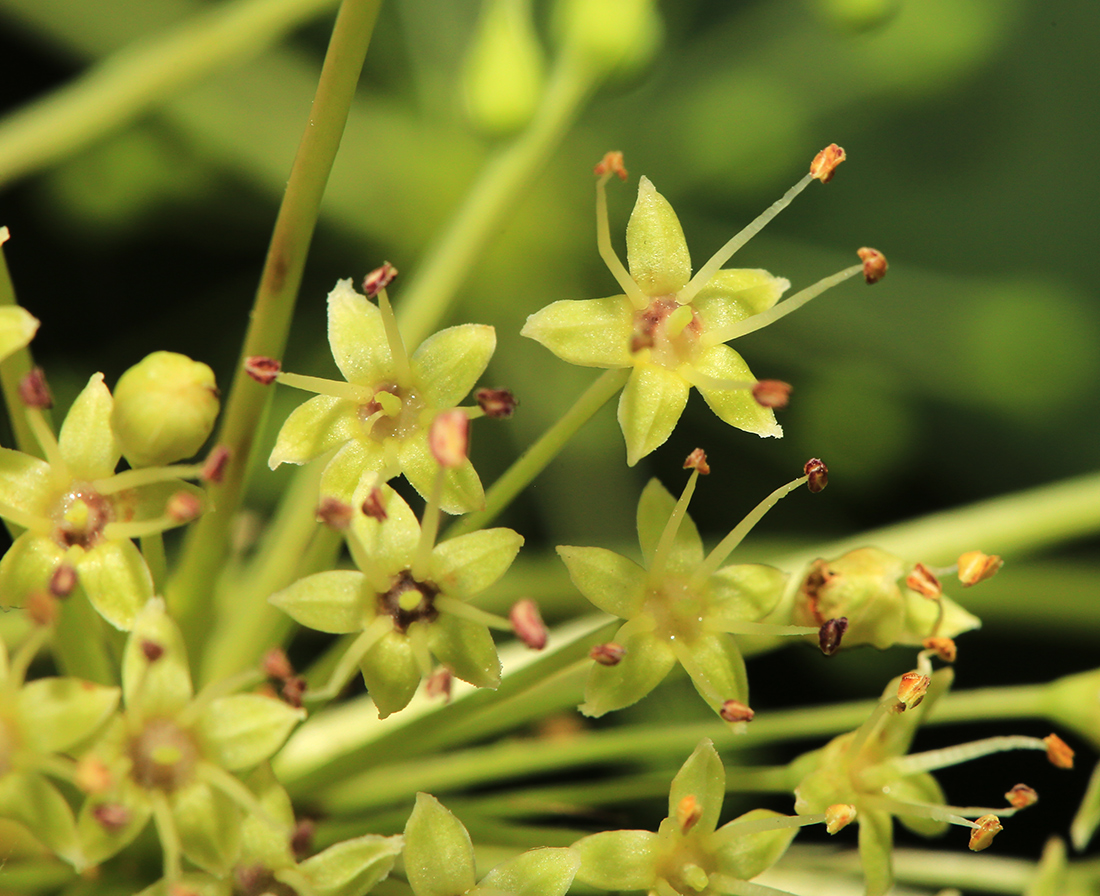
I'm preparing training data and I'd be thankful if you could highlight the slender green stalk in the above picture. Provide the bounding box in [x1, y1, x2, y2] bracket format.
[446, 367, 630, 538]
[0, 240, 43, 460]
[167, 0, 382, 655]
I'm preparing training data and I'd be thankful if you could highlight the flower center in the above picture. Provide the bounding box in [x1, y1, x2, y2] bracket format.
[379, 570, 439, 633]
[655, 827, 714, 894]
[645, 575, 707, 644]
[129, 717, 200, 792]
[360, 383, 426, 442]
[630, 297, 702, 370]
[53, 485, 113, 549]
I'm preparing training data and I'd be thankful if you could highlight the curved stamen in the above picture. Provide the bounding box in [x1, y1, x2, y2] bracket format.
[94, 463, 204, 495]
[434, 595, 513, 632]
[305, 615, 393, 703]
[274, 372, 373, 402]
[375, 287, 413, 386]
[887, 735, 1049, 777]
[596, 171, 649, 310]
[649, 464, 702, 583]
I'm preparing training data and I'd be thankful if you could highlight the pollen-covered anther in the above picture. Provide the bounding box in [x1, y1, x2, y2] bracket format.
[720, 699, 755, 723]
[968, 814, 1003, 851]
[316, 496, 353, 530]
[752, 379, 791, 409]
[75, 756, 113, 794]
[804, 458, 828, 493]
[429, 409, 469, 469]
[594, 150, 627, 180]
[262, 646, 294, 681]
[857, 247, 888, 284]
[896, 671, 930, 711]
[1043, 734, 1074, 769]
[958, 550, 1003, 586]
[141, 640, 165, 662]
[362, 262, 398, 297]
[676, 794, 703, 833]
[245, 355, 281, 385]
[201, 445, 230, 483]
[818, 616, 848, 655]
[683, 448, 710, 474]
[167, 491, 203, 523]
[425, 667, 453, 702]
[49, 563, 77, 597]
[825, 803, 857, 834]
[590, 642, 626, 666]
[361, 488, 388, 521]
[93, 803, 131, 831]
[906, 563, 942, 600]
[809, 144, 846, 183]
[922, 636, 957, 663]
[476, 387, 517, 419]
[25, 590, 59, 627]
[1005, 783, 1039, 809]
[510, 598, 548, 650]
[18, 367, 53, 409]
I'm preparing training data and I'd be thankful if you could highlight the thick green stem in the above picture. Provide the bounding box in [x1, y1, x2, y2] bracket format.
[446, 367, 629, 538]
[167, 0, 381, 655]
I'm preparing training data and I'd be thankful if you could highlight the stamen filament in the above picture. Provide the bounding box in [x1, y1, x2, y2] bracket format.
[434, 595, 513, 631]
[376, 287, 413, 385]
[275, 372, 372, 402]
[679, 370, 755, 393]
[0, 498, 46, 533]
[149, 791, 182, 887]
[888, 735, 1048, 777]
[93, 464, 203, 495]
[722, 813, 827, 838]
[701, 264, 863, 346]
[412, 467, 445, 582]
[650, 467, 701, 583]
[407, 622, 434, 678]
[596, 173, 649, 310]
[25, 408, 66, 476]
[716, 621, 819, 637]
[306, 616, 392, 702]
[177, 668, 265, 728]
[679, 173, 815, 305]
[197, 761, 286, 833]
[104, 514, 187, 540]
[861, 794, 1020, 825]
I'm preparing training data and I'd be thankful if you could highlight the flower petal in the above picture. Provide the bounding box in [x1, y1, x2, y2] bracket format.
[692, 269, 789, 330]
[0, 533, 64, 607]
[707, 564, 788, 630]
[0, 305, 39, 362]
[296, 832, 403, 896]
[669, 739, 725, 835]
[426, 615, 501, 689]
[327, 279, 395, 385]
[573, 830, 658, 890]
[476, 847, 580, 896]
[0, 447, 51, 516]
[58, 373, 121, 480]
[76, 539, 154, 631]
[580, 624, 675, 717]
[359, 630, 419, 719]
[398, 432, 484, 515]
[17, 677, 120, 754]
[403, 794, 477, 896]
[431, 528, 523, 598]
[321, 437, 388, 504]
[711, 809, 798, 882]
[691, 345, 782, 439]
[198, 694, 305, 770]
[626, 176, 691, 296]
[635, 478, 703, 575]
[673, 632, 749, 713]
[78, 776, 152, 867]
[269, 570, 368, 634]
[0, 771, 83, 868]
[348, 486, 419, 576]
[617, 364, 690, 466]
[412, 324, 495, 409]
[240, 765, 296, 870]
[269, 395, 360, 470]
[556, 545, 646, 618]
[521, 297, 633, 368]
[122, 598, 193, 715]
[172, 778, 242, 875]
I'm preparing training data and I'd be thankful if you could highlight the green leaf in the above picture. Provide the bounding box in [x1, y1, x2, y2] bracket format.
[426, 614, 501, 689]
[197, 694, 305, 771]
[474, 847, 580, 896]
[556, 545, 646, 618]
[327, 279, 395, 386]
[635, 478, 703, 574]
[122, 599, 193, 715]
[668, 740, 725, 835]
[58, 373, 121, 481]
[269, 395, 359, 469]
[520, 297, 633, 368]
[692, 269, 788, 327]
[75, 538, 154, 631]
[431, 528, 523, 597]
[626, 177, 690, 297]
[691, 344, 781, 438]
[17, 678, 120, 754]
[297, 833, 403, 896]
[270, 570, 367, 635]
[573, 829, 658, 890]
[412, 323, 495, 409]
[172, 779, 242, 876]
[403, 794, 476, 896]
[674, 632, 749, 713]
[580, 623, 675, 717]
[617, 363, 690, 466]
[857, 808, 895, 896]
[359, 631, 420, 719]
[710, 809, 798, 882]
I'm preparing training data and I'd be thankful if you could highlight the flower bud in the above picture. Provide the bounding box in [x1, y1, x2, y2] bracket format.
[463, 0, 545, 135]
[510, 598, 548, 650]
[111, 351, 220, 467]
[552, 0, 662, 79]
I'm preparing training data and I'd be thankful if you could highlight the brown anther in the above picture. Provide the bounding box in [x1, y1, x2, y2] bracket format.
[922, 636, 957, 663]
[201, 445, 230, 483]
[896, 671, 930, 711]
[262, 647, 294, 681]
[968, 814, 1003, 851]
[510, 598, 548, 650]
[825, 803, 857, 834]
[245, 356, 281, 385]
[290, 818, 316, 859]
[167, 490, 203, 523]
[804, 458, 828, 493]
[316, 496, 353, 530]
[594, 151, 627, 181]
[49, 563, 78, 597]
[683, 448, 710, 475]
[810, 144, 846, 183]
[25, 590, 59, 627]
[18, 367, 53, 409]
[141, 640, 165, 662]
[361, 488, 388, 521]
[1043, 734, 1074, 769]
[429, 409, 469, 469]
[75, 757, 113, 794]
[957, 551, 1003, 587]
[676, 794, 703, 833]
[363, 262, 398, 297]
[425, 667, 453, 702]
[719, 699, 755, 723]
[476, 388, 517, 419]
[857, 247, 888, 284]
[906, 563, 943, 600]
[93, 803, 131, 831]
[281, 676, 307, 708]
[818, 617, 847, 655]
[752, 380, 792, 409]
[590, 642, 626, 666]
[1005, 784, 1039, 809]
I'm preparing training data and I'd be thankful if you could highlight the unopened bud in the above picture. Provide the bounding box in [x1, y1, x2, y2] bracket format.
[363, 262, 398, 297]
[922, 636, 957, 663]
[316, 497, 353, 530]
[1005, 784, 1038, 809]
[810, 144, 846, 183]
[906, 563, 942, 600]
[75, 757, 112, 794]
[896, 671, 930, 711]
[683, 448, 710, 474]
[825, 803, 857, 834]
[590, 642, 625, 666]
[361, 488, 388, 521]
[752, 379, 791, 409]
[804, 458, 828, 493]
[202, 445, 230, 483]
[476, 388, 517, 419]
[429, 409, 469, 469]
[425, 667, 453, 702]
[594, 150, 628, 180]
[49, 563, 77, 597]
[141, 640, 165, 662]
[167, 491, 203, 523]
[245, 356, 281, 385]
[1043, 734, 1074, 769]
[818, 616, 848, 655]
[93, 803, 131, 831]
[18, 367, 52, 409]
[25, 591, 59, 627]
[719, 699, 754, 723]
[676, 795, 702, 833]
[857, 247, 888, 284]
[957, 551, 1003, 586]
[263, 647, 294, 681]
[968, 814, 1003, 851]
[510, 598, 548, 650]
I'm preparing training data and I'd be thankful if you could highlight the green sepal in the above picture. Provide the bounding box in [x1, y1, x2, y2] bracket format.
[0, 771, 84, 868]
[348, 485, 419, 575]
[427, 614, 501, 689]
[520, 297, 633, 369]
[580, 622, 675, 717]
[573, 829, 658, 890]
[403, 794, 477, 896]
[473, 847, 580, 896]
[0, 305, 39, 362]
[17, 677, 120, 754]
[172, 778, 242, 876]
[327, 279, 394, 386]
[269, 395, 359, 469]
[0, 533, 64, 607]
[122, 599, 193, 716]
[197, 694, 305, 771]
[890, 772, 948, 837]
[240, 764, 296, 872]
[857, 808, 894, 896]
[691, 344, 781, 438]
[412, 324, 495, 410]
[636, 478, 703, 574]
[668, 740, 724, 835]
[398, 432, 485, 515]
[359, 631, 419, 719]
[74, 538, 154, 631]
[692, 269, 788, 328]
[77, 775, 152, 866]
[296, 832, 403, 896]
[902, 587, 982, 644]
[710, 809, 798, 882]
[269, 570, 368, 635]
[556, 545, 646, 618]
[675, 632, 749, 712]
[707, 564, 788, 630]
[618, 363, 690, 466]
[0, 447, 51, 516]
[430, 528, 523, 597]
[58, 373, 121, 481]
[626, 177, 690, 297]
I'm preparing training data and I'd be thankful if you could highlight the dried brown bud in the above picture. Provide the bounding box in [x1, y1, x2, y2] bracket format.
[75, 757, 112, 794]
[245, 356, 281, 385]
[49, 563, 78, 597]
[922, 636, 957, 663]
[906, 563, 943, 600]
[361, 488, 388, 521]
[291, 818, 316, 859]
[825, 803, 857, 834]
[590, 642, 626, 666]
[476, 388, 517, 419]
[676, 795, 702, 833]
[18, 367, 53, 409]
[804, 458, 828, 493]
[263, 647, 294, 681]
[25, 590, 59, 627]
[316, 497, 353, 530]
[363, 262, 398, 297]
[93, 803, 131, 831]
[594, 150, 628, 180]
[510, 598, 548, 650]
[1043, 733, 1074, 769]
[857, 247, 888, 284]
[281, 676, 307, 708]
[683, 448, 710, 475]
[968, 814, 1003, 851]
[818, 616, 848, 655]
[167, 491, 203, 523]
[719, 699, 755, 723]
[202, 445, 231, 483]
[425, 667, 453, 701]
[896, 671, 930, 711]
[957, 551, 1003, 586]
[1004, 784, 1038, 809]
[810, 144, 846, 183]
[429, 409, 469, 469]
[752, 379, 791, 409]
[141, 640, 165, 662]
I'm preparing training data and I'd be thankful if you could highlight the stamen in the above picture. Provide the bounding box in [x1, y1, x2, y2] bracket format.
[197, 762, 286, 834]
[510, 598, 548, 649]
[92, 463, 204, 495]
[958, 551, 1003, 586]
[720, 700, 755, 723]
[594, 154, 649, 310]
[888, 735, 1050, 777]
[862, 794, 1018, 826]
[664, 304, 694, 338]
[25, 408, 66, 476]
[305, 616, 393, 702]
[434, 595, 513, 632]
[375, 285, 413, 386]
[274, 372, 373, 403]
[407, 622, 434, 678]
[716, 621, 819, 638]
[649, 452, 706, 582]
[104, 510, 193, 540]
[719, 812, 828, 838]
[149, 791, 183, 886]
[0, 498, 47, 533]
